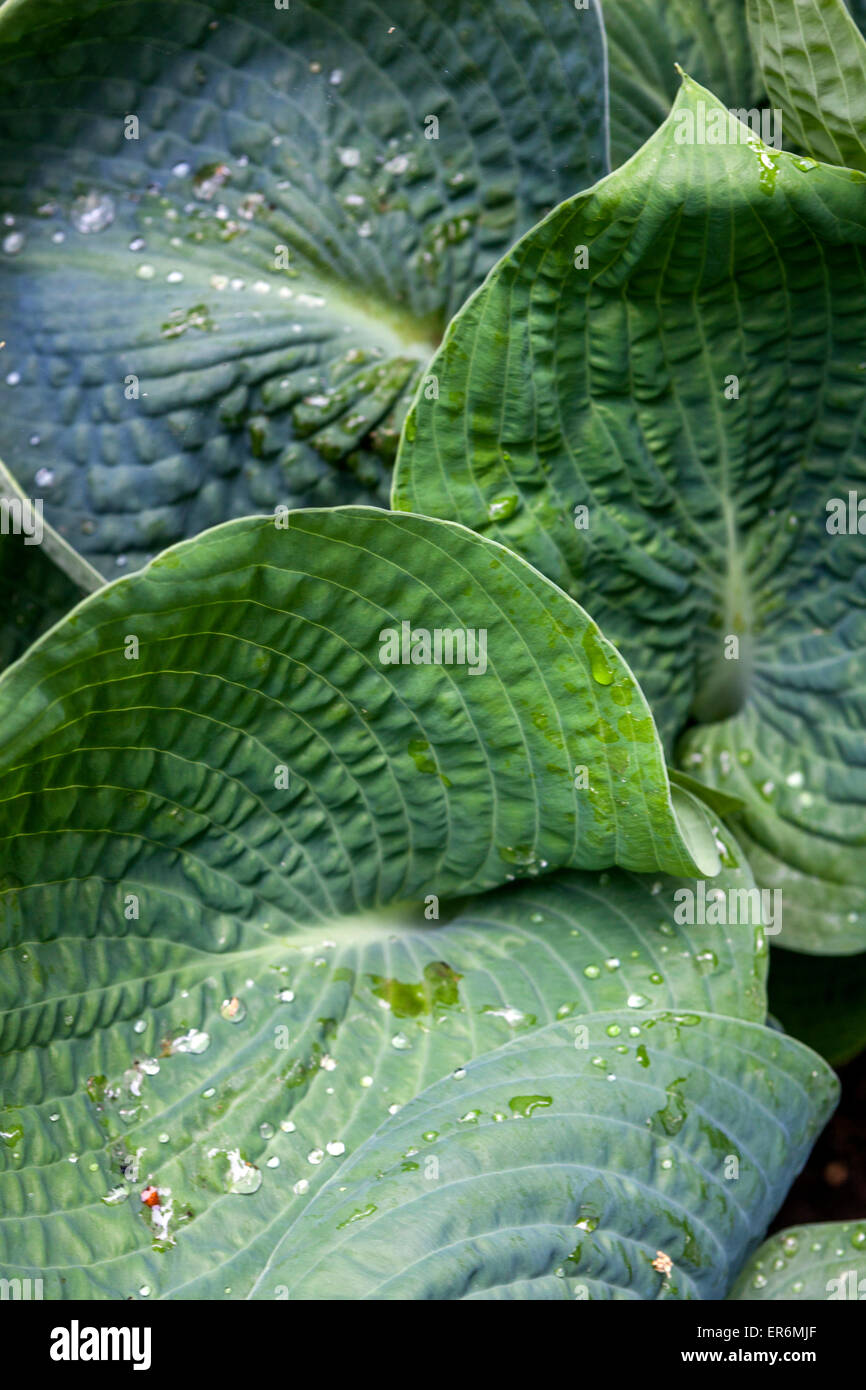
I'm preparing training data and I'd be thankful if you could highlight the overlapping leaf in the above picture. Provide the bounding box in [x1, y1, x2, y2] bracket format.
[748, 0, 866, 170]
[0, 865, 768, 1300]
[729, 1220, 866, 1298]
[0, 506, 743, 1298]
[271, 1012, 837, 1300]
[604, 0, 761, 165]
[0, 0, 608, 576]
[395, 75, 866, 954]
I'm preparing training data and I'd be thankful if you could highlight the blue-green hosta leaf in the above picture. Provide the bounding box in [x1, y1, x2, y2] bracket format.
[262, 1012, 836, 1300]
[441, 855, 770, 1027]
[0, 0, 608, 577]
[729, 1221, 866, 1299]
[394, 75, 866, 954]
[0, 507, 748, 1298]
[0, 866, 767, 1301]
[604, 0, 761, 165]
[747, 0, 866, 170]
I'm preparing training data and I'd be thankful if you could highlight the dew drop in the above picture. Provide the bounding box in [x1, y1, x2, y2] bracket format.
[102, 1186, 129, 1206]
[220, 996, 246, 1024]
[70, 192, 115, 234]
[224, 1148, 261, 1194]
[487, 493, 519, 522]
[169, 1028, 210, 1055]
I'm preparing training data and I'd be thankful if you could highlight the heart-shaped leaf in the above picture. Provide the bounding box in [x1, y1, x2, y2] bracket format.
[0, 0, 608, 576]
[729, 1220, 866, 1298]
[0, 865, 767, 1299]
[265, 1012, 837, 1300]
[394, 75, 866, 954]
[0, 507, 720, 888]
[605, 0, 760, 165]
[748, 0, 866, 170]
[0, 506, 756, 1297]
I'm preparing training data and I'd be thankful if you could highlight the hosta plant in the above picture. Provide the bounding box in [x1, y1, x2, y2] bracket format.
[1, 0, 866, 1303]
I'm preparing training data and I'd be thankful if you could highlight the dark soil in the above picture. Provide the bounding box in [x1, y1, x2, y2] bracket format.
[771, 1049, 866, 1230]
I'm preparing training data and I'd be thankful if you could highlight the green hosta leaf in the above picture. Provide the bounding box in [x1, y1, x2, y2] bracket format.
[0, 0, 608, 577]
[0, 507, 752, 1298]
[442, 854, 770, 1027]
[748, 0, 866, 171]
[263, 1012, 836, 1300]
[729, 1221, 866, 1299]
[394, 75, 866, 954]
[0, 507, 719, 887]
[667, 768, 746, 819]
[0, 867, 767, 1300]
[604, 0, 761, 166]
[768, 947, 866, 1065]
